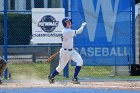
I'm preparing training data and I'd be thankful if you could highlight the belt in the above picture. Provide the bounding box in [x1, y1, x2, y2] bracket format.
[64, 48, 73, 51]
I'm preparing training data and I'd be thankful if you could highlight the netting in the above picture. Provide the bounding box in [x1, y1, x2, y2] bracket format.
[0, 0, 139, 85]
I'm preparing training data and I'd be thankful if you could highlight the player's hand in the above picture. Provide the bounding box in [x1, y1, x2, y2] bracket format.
[82, 22, 87, 26]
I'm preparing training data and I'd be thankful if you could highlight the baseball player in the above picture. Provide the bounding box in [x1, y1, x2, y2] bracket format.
[48, 17, 87, 84]
[0, 58, 7, 84]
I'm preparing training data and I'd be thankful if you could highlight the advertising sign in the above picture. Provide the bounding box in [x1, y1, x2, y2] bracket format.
[32, 8, 64, 44]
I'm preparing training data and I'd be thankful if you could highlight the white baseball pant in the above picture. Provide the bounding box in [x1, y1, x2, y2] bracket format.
[56, 48, 83, 72]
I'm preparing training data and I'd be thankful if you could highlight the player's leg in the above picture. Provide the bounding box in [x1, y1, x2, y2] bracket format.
[48, 58, 69, 84]
[48, 50, 70, 83]
[71, 50, 83, 84]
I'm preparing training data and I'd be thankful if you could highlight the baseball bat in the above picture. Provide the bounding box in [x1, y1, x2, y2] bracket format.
[45, 51, 60, 63]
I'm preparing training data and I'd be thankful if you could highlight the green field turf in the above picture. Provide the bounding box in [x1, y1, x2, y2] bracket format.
[7, 62, 140, 80]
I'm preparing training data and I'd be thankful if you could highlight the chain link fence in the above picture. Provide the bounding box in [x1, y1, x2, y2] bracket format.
[0, 0, 139, 81]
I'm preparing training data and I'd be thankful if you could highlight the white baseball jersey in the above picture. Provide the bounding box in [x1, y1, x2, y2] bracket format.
[56, 28, 83, 72]
[62, 28, 76, 49]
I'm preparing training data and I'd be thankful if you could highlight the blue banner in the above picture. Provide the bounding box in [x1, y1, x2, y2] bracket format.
[71, 0, 134, 66]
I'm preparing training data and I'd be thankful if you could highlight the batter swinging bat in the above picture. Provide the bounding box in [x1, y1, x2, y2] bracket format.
[45, 51, 60, 63]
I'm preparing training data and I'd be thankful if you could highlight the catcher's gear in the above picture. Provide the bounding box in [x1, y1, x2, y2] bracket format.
[0, 58, 7, 75]
[45, 51, 59, 63]
[0, 58, 7, 84]
[62, 17, 72, 27]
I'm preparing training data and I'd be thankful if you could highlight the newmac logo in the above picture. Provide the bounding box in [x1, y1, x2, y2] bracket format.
[82, 0, 120, 42]
[38, 15, 59, 32]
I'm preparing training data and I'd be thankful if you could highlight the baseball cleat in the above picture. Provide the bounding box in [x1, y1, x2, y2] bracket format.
[71, 77, 80, 84]
[48, 76, 55, 84]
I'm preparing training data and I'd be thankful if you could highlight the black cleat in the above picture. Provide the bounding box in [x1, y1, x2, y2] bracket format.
[48, 76, 55, 84]
[71, 77, 80, 84]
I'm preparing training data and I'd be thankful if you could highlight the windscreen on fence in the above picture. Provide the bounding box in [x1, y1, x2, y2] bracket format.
[71, 0, 135, 66]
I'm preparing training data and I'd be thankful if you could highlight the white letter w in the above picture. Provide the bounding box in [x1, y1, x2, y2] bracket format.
[82, 0, 119, 42]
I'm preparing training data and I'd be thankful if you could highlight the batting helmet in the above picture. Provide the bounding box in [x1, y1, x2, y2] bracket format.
[62, 17, 72, 27]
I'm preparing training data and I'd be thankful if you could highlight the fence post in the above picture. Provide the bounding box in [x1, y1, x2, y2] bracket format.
[62, 0, 69, 78]
[32, 53, 36, 62]
[4, 0, 8, 79]
[50, 46, 59, 74]
[132, 0, 135, 64]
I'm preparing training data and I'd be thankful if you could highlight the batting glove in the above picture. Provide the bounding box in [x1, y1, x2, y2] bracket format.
[82, 22, 87, 26]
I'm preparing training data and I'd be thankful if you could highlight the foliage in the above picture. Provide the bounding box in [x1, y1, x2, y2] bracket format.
[0, 13, 32, 45]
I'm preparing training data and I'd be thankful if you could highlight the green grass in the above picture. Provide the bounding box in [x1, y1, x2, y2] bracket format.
[8, 62, 50, 80]
[7, 62, 140, 80]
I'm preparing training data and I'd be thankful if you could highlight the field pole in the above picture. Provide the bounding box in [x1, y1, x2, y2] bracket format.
[4, 0, 8, 79]
[63, 0, 69, 78]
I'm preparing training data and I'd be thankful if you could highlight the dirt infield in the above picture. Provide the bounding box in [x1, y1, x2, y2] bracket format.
[0, 80, 140, 90]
